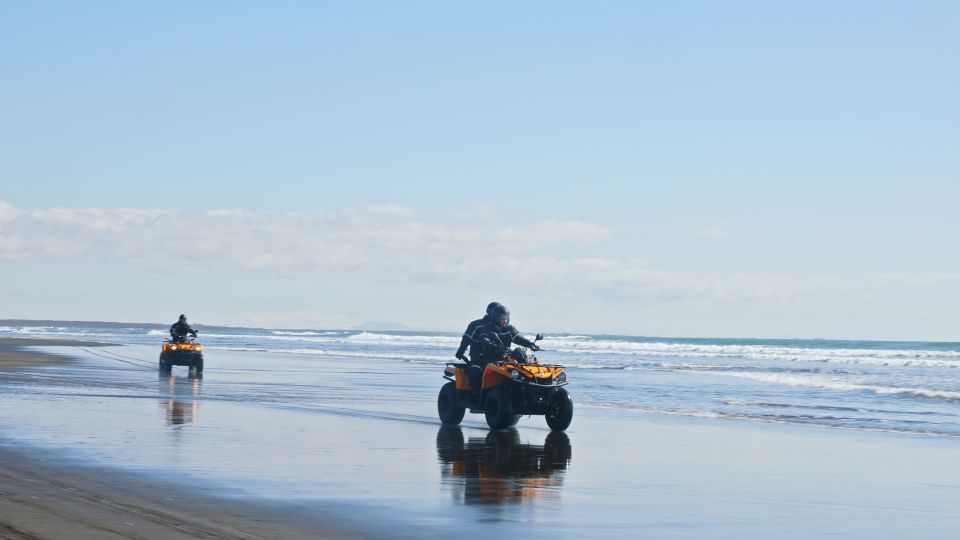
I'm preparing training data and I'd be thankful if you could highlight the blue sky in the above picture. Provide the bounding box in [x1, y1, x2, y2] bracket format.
[1, 2, 958, 339]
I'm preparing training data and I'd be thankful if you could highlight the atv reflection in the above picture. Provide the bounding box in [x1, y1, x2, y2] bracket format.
[158, 374, 202, 425]
[436, 427, 571, 505]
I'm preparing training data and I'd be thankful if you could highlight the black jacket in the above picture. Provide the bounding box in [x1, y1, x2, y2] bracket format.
[472, 321, 535, 364]
[455, 316, 491, 359]
[170, 321, 197, 341]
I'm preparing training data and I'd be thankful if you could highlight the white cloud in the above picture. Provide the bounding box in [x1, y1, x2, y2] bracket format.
[0, 202, 24, 224]
[2, 202, 956, 300]
[0, 201, 611, 277]
[1, 201, 957, 339]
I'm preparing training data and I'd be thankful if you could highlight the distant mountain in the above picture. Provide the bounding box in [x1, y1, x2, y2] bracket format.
[353, 320, 412, 332]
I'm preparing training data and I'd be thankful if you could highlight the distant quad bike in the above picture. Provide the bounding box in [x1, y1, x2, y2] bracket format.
[159, 338, 204, 376]
[438, 334, 573, 431]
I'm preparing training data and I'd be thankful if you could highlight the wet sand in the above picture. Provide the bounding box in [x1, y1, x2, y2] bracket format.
[0, 339, 364, 539]
[0, 337, 99, 368]
[0, 446, 369, 540]
[1, 341, 959, 539]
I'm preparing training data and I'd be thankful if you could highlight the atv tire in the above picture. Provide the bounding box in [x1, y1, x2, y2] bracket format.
[437, 382, 465, 426]
[545, 387, 573, 431]
[485, 386, 521, 430]
[159, 359, 172, 374]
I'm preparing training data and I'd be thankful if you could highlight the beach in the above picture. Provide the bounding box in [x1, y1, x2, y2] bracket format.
[4, 1, 957, 537]
[0, 445, 364, 540]
[0, 338, 96, 368]
[0, 334, 958, 539]
[0, 339, 369, 539]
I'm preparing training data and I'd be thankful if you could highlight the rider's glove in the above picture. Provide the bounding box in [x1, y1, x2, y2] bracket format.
[530, 344, 540, 351]
[456, 353, 467, 361]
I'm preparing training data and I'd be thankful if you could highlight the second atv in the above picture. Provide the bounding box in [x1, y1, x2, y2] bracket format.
[437, 334, 573, 431]
[159, 338, 204, 375]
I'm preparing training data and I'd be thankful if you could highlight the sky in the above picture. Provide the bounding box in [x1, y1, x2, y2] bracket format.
[1, 1, 958, 340]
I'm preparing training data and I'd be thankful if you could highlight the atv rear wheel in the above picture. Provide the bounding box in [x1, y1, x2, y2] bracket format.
[437, 382, 465, 426]
[545, 388, 573, 431]
[485, 386, 521, 430]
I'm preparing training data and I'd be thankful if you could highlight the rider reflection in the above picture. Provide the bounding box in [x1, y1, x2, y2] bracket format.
[436, 427, 571, 505]
[158, 373, 202, 425]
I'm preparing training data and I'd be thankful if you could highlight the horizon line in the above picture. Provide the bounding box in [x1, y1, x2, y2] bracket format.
[0, 318, 955, 345]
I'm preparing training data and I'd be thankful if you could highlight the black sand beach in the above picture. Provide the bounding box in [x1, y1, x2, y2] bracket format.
[1, 338, 959, 539]
[0, 340, 368, 539]
[0, 445, 371, 540]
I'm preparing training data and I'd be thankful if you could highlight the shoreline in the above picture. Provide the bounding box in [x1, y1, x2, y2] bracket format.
[0, 337, 103, 369]
[0, 444, 371, 540]
[0, 340, 373, 540]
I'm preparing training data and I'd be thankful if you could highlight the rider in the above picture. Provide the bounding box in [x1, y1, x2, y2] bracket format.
[169, 314, 198, 343]
[468, 305, 538, 389]
[455, 301, 502, 362]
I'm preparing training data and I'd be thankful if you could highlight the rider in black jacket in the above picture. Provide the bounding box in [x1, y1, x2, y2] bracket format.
[468, 305, 538, 388]
[455, 302, 502, 362]
[169, 314, 198, 343]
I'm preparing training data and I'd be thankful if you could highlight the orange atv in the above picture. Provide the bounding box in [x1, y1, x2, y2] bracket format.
[159, 338, 204, 376]
[437, 334, 573, 431]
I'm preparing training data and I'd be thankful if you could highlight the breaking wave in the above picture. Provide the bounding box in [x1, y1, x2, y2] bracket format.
[710, 371, 960, 402]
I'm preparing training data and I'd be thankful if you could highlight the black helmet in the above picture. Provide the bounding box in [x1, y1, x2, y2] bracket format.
[485, 302, 502, 317]
[490, 305, 510, 327]
[179, 314, 187, 322]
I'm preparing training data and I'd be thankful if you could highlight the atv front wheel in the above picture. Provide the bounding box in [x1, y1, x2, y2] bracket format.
[159, 359, 172, 374]
[485, 386, 521, 430]
[545, 388, 573, 431]
[437, 382, 465, 426]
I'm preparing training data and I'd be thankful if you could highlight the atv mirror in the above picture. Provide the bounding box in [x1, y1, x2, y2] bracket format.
[535, 334, 544, 342]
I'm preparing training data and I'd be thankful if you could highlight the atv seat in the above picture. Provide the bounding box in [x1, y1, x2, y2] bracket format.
[444, 362, 468, 377]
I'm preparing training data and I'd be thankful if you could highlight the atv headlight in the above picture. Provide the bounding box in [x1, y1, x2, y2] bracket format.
[170, 345, 178, 351]
[511, 370, 522, 380]
[555, 372, 566, 383]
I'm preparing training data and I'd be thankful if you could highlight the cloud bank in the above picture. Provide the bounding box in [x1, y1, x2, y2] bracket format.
[0, 201, 611, 273]
[1, 200, 957, 339]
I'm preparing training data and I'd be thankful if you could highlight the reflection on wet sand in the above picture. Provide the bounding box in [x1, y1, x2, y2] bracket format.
[159, 373, 202, 425]
[436, 427, 572, 506]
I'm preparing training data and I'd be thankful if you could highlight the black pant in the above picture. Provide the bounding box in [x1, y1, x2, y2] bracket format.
[467, 359, 490, 389]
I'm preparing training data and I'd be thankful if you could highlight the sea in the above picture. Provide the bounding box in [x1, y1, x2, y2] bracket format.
[3, 322, 959, 438]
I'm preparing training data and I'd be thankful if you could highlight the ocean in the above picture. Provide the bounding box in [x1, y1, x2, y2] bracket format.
[3, 322, 958, 438]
